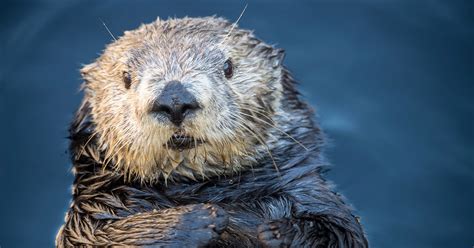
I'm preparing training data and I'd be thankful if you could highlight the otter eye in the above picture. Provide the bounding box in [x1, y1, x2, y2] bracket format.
[123, 71, 132, 89]
[223, 59, 233, 79]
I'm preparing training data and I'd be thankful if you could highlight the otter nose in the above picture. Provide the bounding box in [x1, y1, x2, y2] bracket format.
[151, 81, 200, 126]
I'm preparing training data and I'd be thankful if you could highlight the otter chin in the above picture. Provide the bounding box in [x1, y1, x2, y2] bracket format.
[57, 16, 368, 248]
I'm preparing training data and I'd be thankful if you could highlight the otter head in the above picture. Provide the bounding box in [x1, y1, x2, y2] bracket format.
[81, 17, 291, 182]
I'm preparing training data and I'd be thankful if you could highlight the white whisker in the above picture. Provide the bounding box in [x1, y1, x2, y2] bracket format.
[220, 3, 248, 45]
[99, 18, 117, 41]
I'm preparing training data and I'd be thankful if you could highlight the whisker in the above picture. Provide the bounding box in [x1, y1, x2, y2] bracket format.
[220, 3, 248, 45]
[103, 137, 130, 172]
[78, 131, 99, 158]
[99, 18, 117, 41]
[229, 113, 280, 176]
[203, 139, 208, 164]
[239, 108, 309, 151]
[192, 137, 198, 163]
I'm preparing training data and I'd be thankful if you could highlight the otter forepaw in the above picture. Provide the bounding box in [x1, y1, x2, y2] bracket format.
[173, 203, 229, 247]
[257, 219, 295, 248]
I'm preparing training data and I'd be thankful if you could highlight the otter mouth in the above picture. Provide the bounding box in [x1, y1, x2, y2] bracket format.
[166, 131, 204, 150]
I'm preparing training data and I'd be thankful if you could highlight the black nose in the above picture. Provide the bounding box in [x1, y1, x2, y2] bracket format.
[151, 81, 200, 126]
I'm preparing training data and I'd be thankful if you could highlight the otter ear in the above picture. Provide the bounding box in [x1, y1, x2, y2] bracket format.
[271, 48, 285, 68]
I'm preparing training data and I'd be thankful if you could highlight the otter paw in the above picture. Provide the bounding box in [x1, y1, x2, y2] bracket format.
[174, 204, 229, 247]
[258, 219, 295, 248]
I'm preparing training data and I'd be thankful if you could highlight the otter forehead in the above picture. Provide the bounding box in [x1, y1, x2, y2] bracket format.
[124, 17, 231, 46]
[126, 42, 226, 81]
[106, 17, 232, 69]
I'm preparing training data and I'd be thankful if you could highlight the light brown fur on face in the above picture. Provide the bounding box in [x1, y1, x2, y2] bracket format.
[80, 17, 286, 183]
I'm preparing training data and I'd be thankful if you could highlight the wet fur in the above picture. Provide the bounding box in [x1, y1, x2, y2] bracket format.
[57, 17, 368, 247]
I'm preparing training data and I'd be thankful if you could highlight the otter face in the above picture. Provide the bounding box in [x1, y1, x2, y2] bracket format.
[81, 17, 286, 182]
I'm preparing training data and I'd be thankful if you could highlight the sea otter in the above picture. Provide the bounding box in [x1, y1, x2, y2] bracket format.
[56, 16, 368, 247]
